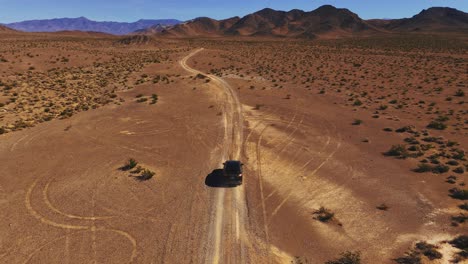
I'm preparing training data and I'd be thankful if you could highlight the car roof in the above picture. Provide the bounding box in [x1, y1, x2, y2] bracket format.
[225, 160, 241, 165]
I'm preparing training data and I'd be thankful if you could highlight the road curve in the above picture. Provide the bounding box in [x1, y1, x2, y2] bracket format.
[180, 49, 247, 263]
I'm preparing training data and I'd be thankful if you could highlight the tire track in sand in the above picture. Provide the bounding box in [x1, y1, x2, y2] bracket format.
[180, 49, 245, 264]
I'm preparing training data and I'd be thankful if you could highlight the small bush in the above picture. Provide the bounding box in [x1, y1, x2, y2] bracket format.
[394, 252, 421, 264]
[455, 89, 465, 97]
[432, 165, 449, 174]
[313, 207, 335, 223]
[136, 169, 155, 181]
[414, 242, 442, 260]
[449, 235, 468, 253]
[414, 163, 449, 174]
[451, 213, 467, 225]
[446, 175, 457, 184]
[384, 145, 409, 159]
[120, 158, 138, 171]
[459, 203, 468, 211]
[150, 94, 158, 104]
[325, 251, 361, 264]
[414, 163, 432, 173]
[136, 97, 148, 103]
[376, 203, 389, 211]
[427, 121, 447, 130]
[353, 99, 363, 106]
[449, 188, 468, 200]
[352, 119, 363, 125]
[453, 167, 465, 174]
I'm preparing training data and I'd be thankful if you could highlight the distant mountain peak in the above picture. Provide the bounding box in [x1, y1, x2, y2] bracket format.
[5, 17, 181, 35]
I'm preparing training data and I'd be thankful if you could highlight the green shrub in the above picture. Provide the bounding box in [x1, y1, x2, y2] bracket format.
[120, 158, 138, 171]
[453, 167, 465, 174]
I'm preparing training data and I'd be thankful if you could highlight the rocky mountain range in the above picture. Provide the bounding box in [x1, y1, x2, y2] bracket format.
[4, 17, 180, 35]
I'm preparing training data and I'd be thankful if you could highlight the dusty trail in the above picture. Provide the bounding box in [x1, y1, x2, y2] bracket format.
[180, 49, 247, 263]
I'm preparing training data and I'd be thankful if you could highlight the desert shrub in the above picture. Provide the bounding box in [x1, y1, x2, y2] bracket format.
[0, 127, 4, 135]
[150, 94, 158, 104]
[383, 127, 393, 132]
[136, 97, 148, 103]
[396, 126, 414, 133]
[435, 115, 449, 122]
[449, 188, 468, 200]
[394, 252, 421, 264]
[447, 175, 457, 184]
[427, 121, 447, 130]
[453, 167, 465, 174]
[313, 207, 334, 223]
[195, 73, 206, 79]
[455, 89, 465, 97]
[447, 160, 459, 166]
[135, 94, 144, 98]
[415, 242, 442, 260]
[459, 203, 468, 211]
[432, 165, 449, 174]
[384, 145, 409, 159]
[353, 99, 362, 106]
[121, 158, 138, 171]
[325, 251, 361, 264]
[376, 203, 389, 211]
[379, 105, 388, 110]
[449, 235, 468, 252]
[414, 163, 449, 174]
[404, 137, 419, 145]
[407, 146, 419, 152]
[451, 213, 467, 225]
[136, 169, 155, 181]
[352, 119, 363, 125]
[414, 163, 432, 173]
[451, 150, 465, 160]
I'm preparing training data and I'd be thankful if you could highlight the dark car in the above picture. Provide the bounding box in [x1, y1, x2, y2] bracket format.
[223, 160, 243, 185]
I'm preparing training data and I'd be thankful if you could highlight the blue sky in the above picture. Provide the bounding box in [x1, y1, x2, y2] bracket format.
[0, 0, 467, 23]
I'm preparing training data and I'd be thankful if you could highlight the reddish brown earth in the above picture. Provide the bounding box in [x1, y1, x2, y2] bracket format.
[0, 32, 466, 263]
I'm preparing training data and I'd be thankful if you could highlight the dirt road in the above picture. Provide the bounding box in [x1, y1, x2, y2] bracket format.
[180, 49, 248, 263]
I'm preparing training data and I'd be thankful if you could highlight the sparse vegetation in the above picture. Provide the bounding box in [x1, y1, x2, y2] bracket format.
[325, 251, 361, 264]
[120, 158, 138, 171]
[313, 207, 335, 223]
[449, 188, 468, 200]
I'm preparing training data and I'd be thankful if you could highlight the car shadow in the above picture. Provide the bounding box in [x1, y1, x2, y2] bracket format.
[205, 169, 238, 188]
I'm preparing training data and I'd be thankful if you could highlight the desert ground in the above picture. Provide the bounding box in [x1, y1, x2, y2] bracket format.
[0, 32, 466, 263]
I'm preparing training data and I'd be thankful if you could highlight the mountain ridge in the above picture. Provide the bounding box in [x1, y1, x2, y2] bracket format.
[4, 17, 181, 35]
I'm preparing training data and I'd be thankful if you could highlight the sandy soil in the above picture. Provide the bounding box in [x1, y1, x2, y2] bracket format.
[0, 34, 466, 263]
